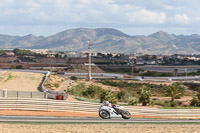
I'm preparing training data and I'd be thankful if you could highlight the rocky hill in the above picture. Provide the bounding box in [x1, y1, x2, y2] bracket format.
[0, 28, 200, 54]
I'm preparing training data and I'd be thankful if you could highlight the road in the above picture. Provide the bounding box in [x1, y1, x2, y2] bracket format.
[0, 116, 200, 123]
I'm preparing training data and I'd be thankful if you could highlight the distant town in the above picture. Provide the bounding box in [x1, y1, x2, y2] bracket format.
[1, 48, 200, 65]
[0, 48, 200, 76]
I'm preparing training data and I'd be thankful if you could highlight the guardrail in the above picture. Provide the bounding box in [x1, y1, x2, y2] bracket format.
[0, 90, 47, 99]
[1, 98, 200, 119]
[41, 71, 68, 100]
[64, 72, 200, 81]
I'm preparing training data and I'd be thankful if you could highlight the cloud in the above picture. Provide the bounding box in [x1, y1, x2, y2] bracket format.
[170, 14, 190, 25]
[127, 9, 166, 24]
[0, 0, 200, 36]
[0, 0, 13, 6]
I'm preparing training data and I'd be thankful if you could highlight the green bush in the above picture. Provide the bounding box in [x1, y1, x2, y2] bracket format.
[53, 83, 60, 88]
[170, 101, 179, 107]
[10, 66, 16, 69]
[100, 90, 117, 104]
[10, 65, 23, 69]
[16, 65, 23, 69]
[117, 91, 126, 100]
[70, 76, 78, 81]
[68, 84, 117, 103]
[82, 85, 103, 99]
[98, 80, 167, 97]
[68, 83, 86, 96]
[128, 99, 138, 106]
[190, 97, 200, 107]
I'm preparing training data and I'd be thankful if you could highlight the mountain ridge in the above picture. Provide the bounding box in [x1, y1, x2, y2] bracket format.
[0, 28, 200, 54]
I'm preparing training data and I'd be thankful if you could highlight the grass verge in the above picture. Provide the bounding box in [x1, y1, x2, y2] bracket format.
[160, 106, 200, 109]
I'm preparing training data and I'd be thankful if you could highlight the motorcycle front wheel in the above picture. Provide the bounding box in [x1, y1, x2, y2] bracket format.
[99, 109, 110, 119]
[121, 111, 131, 119]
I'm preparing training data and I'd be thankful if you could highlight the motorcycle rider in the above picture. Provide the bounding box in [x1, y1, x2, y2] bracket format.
[100, 101, 131, 119]
[104, 101, 119, 112]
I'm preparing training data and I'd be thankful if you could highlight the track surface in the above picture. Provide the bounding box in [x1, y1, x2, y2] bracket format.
[0, 116, 200, 123]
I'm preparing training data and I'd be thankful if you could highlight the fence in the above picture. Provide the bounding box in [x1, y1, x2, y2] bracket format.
[1, 98, 200, 119]
[0, 90, 47, 99]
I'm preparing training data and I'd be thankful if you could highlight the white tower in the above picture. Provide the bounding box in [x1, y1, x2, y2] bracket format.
[88, 41, 92, 81]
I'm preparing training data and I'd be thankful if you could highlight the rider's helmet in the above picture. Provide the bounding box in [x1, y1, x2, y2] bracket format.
[104, 101, 109, 106]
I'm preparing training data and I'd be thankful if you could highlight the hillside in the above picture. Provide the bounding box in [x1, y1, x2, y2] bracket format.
[0, 72, 44, 91]
[0, 28, 200, 54]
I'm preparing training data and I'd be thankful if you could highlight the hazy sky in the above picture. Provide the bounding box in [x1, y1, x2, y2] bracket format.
[0, 0, 199, 36]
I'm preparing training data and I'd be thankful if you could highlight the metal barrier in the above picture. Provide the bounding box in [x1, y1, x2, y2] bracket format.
[0, 90, 47, 99]
[41, 71, 68, 100]
[0, 98, 200, 119]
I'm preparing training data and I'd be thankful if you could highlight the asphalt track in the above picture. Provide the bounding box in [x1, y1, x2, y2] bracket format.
[0, 116, 200, 123]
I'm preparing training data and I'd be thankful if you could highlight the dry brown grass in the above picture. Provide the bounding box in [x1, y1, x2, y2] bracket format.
[46, 75, 65, 90]
[0, 72, 44, 91]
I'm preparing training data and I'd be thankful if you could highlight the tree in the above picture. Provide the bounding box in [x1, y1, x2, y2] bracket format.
[137, 85, 152, 106]
[165, 83, 184, 102]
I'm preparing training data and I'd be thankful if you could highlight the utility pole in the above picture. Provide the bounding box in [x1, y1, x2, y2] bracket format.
[88, 41, 92, 81]
[131, 61, 134, 76]
[185, 68, 187, 77]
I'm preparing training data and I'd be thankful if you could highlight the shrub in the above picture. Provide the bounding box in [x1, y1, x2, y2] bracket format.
[100, 90, 117, 104]
[53, 83, 60, 88]
[128, 99, 138, 106]
[16, 65, 23, 69]
[70, 76, 78, 81]
[68, 83, 118, 104]
[82, 85, 103, 99]
[117, 91, 126, 100]
[170, 101, 179, 107]
[10, 66, 16, 69]
[68, 83, 86, 96]
[190, 97, 200, 107]
[10, 65, 24, 69]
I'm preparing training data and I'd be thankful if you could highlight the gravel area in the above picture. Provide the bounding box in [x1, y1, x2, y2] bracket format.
[0, 124, 199, 133]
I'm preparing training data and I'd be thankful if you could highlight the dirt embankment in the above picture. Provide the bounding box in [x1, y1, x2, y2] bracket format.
[0, 72, 44, 91]
[45, 75, 65, 91]
[67, 64, 105, 73]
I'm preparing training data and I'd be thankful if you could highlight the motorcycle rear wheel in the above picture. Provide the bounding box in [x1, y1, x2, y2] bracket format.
[122, 111, 131, 119]
[99, 109, 110, 119]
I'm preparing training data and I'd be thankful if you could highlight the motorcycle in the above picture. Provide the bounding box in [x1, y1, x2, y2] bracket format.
[99, 104, 131, 119]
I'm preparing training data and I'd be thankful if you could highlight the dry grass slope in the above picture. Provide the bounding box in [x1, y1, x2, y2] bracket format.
[0, 72, 44, 91]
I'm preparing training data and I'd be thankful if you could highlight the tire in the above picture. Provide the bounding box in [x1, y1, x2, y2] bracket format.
[122, 111, 131, 119]
[99, 109, 110, 119]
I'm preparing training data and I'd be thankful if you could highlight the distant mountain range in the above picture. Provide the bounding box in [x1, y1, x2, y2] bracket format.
[1, 28, 200, 54]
